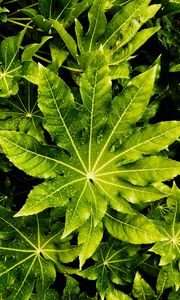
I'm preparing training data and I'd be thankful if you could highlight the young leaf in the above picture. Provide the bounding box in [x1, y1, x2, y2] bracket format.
[0, 80, 45, 143]
[56, 0, 161, 78]
[150, 184, 180, 265]
[0, 29, 26, 97]
[21, 36, 52, 62]
[156, 263, 180, 297]
[0, 207, 78, 299]
[51, 20, 78, 59]
[62, 275, 80, 299]
[132, 271, 156, 299]
[39, 0, 92, 27]
[83, 0, 107, 52]
[82, 240, 141, 299]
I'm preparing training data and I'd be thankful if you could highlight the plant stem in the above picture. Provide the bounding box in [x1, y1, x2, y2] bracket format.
[28, 53, 83, 72]
[33, 53, 51, 64]
[7, 19, 43, 32]
[61, 65, 83, 73]
[10, 18, 32, 21]
[8, 3, 38, 17]
[4, 0, 20, 4]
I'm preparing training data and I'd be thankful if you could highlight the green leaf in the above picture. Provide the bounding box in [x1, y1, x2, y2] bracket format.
[48, 42, 69, 73]
[0, 80, 45, 143]
[61, 0, 93, 28]
[104, 212, 163, 244]
[170, 64, 180, 72]
[51, 20, 77, 59]
[56, 0, 160, 79]
[104, 66, 158, 148]
[106, 285, 133, 300]
[150, 184, 180, 265]
[83, 0, 107, 52]
[102, 0, 159, 50]
[39, 0, 92, 27]
[115, 121, 180, 164]
[0, 207, 57, 299]
[78, 219, 103, 268]
[132, 271, 156, 299]
[62, 275, 80, 299]
[21, 36, 52, 62]
[168, 289, 180, 300]
[82, 239, 140, 299]
[156, 263, 180, 296]
[1, 49, 180, 265]
[0, 29, 26, 97]
[109, 27, 160, 66]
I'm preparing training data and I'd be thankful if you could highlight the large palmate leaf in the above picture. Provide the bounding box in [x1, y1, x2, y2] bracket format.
[52, 0, 161, 78]
[0, 206, 81, 299]
[150, 184, 180, 265]
[0, 29, 26, 97]
[1, 49, 180, 266]
[0, 80, 45, 143]
[80, 239, 143, 299]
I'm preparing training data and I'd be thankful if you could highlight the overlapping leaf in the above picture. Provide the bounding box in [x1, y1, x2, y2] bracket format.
[38, 0, 92, 29]
[150, 184, 180, 265]
[0, 29, 26, 97]
[80, 239, 142, 299]
[0, 80, 45, 143]
[0, 206, 81, 299]
[0, 48, 180, 266]
[52, 0, 161, 78]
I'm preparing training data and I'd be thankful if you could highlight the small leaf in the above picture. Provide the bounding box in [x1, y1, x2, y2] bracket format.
[132, 271, 156, 299]
[82, 240, 140, 299]
[150, 184, 180, 265]
[84, 0, 107, 52]
[0, 29, 26, 97]
[22, 36, 52, 62]
[0, 207, 60, 299]
[48, 42, 69, 73]
[0, 80, 45, 143]
[51, 20, 77, 59]
[62, 275, 80, 299]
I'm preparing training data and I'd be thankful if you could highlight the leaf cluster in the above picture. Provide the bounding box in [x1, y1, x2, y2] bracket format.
[0, 0, 179, 299]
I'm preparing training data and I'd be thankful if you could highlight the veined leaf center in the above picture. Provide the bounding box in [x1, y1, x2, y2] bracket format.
[87, 172, 95, 182]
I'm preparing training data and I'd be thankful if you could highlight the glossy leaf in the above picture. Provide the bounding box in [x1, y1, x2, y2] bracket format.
[55, 0, 161, 78]
[0, 29, 26, 97]
[78, 219, 103, 268]
[0, 206, 80, 299]
[132, 271, 156, 299]
[0, 49, 180, 266]
[156, 263, 180, 296]
[150, 184, 180, 265]
[21, 36, 52, 62]
[0, 80, 45, 143]
[82, 240, 141, 299]
[104, 212, 163, 244]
